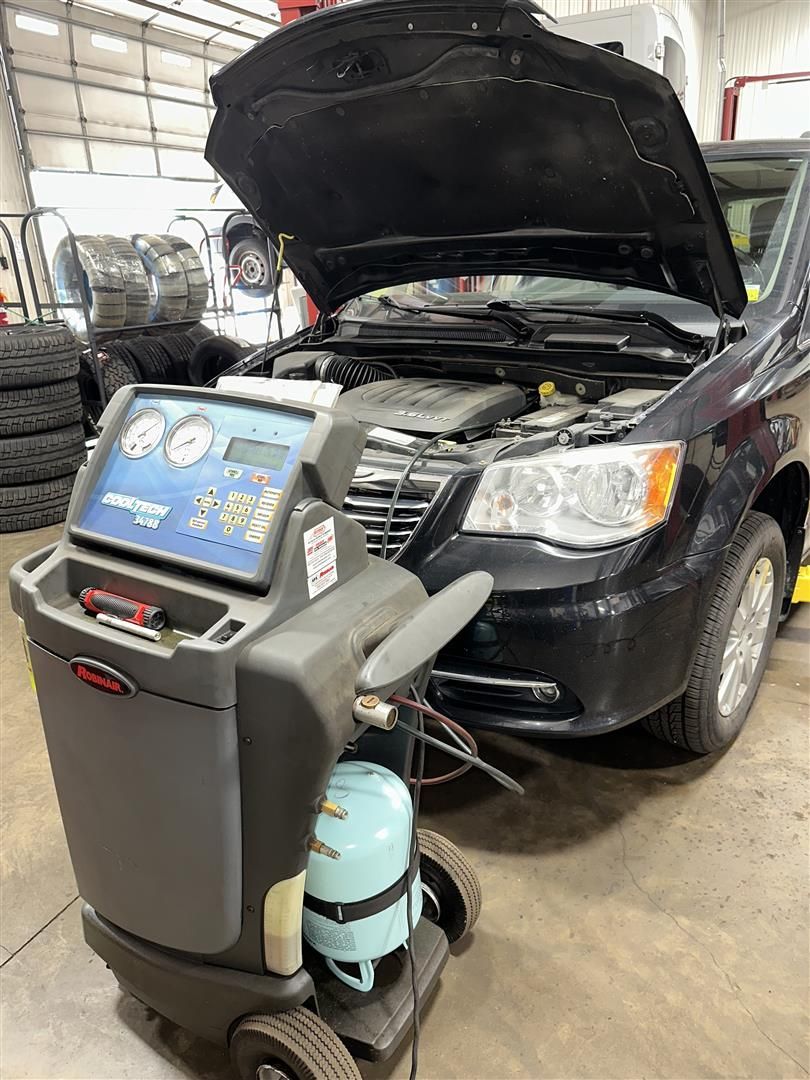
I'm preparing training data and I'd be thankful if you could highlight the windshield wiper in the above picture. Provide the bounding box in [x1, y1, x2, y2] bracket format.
[356, 294, 706, 351]
[363, 294, 532, 342]
[486, 299, 705, 347]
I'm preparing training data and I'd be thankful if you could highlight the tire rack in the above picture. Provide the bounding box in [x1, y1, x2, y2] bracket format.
[0, 208, 277, 412]
[0, 208, 108, 407]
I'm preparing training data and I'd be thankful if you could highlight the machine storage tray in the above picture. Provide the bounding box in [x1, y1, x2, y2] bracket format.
[30, 641, 243, 955]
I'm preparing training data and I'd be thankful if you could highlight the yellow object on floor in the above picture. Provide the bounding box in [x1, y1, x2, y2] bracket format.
[793, 565, 810, 603]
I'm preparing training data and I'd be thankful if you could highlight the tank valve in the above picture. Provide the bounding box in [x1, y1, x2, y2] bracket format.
[352, 694, 398, 730]
[309, 837, 341, 860]
[318, 798, 348, 820]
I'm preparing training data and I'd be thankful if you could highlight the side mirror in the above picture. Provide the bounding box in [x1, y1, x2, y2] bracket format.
[356, 572, 493, 700]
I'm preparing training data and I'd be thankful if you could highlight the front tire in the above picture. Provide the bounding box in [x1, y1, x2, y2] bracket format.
[229, 1009, 361, 1080]
[644, 511, 785, 753]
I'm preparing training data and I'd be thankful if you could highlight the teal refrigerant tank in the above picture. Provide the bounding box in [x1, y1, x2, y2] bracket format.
[302, 762, 422, 992]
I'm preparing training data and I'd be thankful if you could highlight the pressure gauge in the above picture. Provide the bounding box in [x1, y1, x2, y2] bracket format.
[119, 408, 166, 459]
[164, 414, 214, 468]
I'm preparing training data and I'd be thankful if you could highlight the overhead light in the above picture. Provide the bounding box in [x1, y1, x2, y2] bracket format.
[15, 13, 59, 36]
[91, 32, 128, 54]
[161, 50, 192, 68]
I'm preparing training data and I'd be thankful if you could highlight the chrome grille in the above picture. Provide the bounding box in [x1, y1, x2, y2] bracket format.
[342, 482, 439, 558]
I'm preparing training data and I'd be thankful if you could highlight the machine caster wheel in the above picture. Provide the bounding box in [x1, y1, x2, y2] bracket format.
[417, 829, 481, 943]
[230, 1008, 361, 1080]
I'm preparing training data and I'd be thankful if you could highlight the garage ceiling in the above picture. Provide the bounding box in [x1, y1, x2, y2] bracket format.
[70, 0, 281, 48]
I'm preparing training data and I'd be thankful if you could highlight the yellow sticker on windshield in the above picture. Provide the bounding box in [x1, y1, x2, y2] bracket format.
[746, 285, 761, 302]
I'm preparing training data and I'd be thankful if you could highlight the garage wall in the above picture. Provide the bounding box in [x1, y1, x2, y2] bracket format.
[698, 0, 810, 141]
[0, 68, 49, 310]
[539, 0, 809, 141]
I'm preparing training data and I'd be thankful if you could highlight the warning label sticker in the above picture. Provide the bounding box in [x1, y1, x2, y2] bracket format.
[304, 517, 338, 600]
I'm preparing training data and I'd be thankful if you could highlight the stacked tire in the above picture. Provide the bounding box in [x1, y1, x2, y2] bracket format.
[52, 235, 127, 333]
[163, 236, 209, 320]
[99, 235, 150, 325]
[52, 233, 209, 333]
[0, 326, 86, 533]
[131, 234, 189, 323]
[78, 323, 218, 420]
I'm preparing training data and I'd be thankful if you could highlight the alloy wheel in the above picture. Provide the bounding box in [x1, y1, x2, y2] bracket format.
[718, 557, 774, 717]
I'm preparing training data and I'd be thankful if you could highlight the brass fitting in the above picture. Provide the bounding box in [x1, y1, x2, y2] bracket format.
[318, 798, 348, 820]
[309, 837, 341, 860]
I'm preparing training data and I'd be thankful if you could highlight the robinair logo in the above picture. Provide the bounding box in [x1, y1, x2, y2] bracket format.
[69, 658, 138, 697]
[102, 491, 172, 531]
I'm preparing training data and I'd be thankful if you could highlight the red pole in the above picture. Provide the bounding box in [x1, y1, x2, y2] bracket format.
[277, 1, 320, 23]
[278, 0, 341, 23]
[720, 85, 739, 140]
[720, 71, 810, 140]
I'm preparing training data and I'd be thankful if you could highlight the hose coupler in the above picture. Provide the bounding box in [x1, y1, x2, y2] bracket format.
[352, 694, 398, 730]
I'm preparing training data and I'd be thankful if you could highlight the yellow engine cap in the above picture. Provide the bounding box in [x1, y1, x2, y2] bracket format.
[539, 380, 556, 397]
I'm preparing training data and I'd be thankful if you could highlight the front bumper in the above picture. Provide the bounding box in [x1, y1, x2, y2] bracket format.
[413, 540, 725, 737]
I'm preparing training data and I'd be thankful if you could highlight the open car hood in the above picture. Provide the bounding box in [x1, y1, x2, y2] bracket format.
[206, 0, 746, 318]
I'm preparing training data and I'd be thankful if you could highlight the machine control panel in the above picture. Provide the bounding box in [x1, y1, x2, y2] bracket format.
[72, 389, 324, 587]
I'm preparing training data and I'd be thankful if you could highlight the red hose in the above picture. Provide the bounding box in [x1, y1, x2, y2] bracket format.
[390, 694, 478, 786]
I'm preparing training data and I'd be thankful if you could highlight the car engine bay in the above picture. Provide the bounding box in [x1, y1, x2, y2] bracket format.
[272, 349, 671, 463]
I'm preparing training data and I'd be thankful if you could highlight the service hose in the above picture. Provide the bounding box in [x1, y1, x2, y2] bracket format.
[392, 694, 524, 795]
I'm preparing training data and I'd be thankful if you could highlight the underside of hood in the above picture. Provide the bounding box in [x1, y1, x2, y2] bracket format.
[205, 0, 746, 318]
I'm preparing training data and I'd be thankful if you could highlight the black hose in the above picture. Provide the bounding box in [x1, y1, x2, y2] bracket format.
[315, 354, 393, 390]
[379, 429, 463, 560]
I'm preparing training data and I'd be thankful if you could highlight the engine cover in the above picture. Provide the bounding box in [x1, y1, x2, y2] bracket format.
[337, 378, 526, 437]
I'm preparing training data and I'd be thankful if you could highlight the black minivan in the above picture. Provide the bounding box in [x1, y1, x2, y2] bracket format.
[206, 0, 809, 754]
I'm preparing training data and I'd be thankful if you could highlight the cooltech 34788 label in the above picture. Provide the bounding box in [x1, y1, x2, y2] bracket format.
[101, 492, 172, 530]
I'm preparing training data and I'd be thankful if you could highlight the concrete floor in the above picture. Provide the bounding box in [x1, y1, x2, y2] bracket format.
[1, 524, 808, 1080]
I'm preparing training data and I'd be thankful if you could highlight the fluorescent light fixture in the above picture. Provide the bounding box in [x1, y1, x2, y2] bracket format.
[15, 13, 59, 36]
[161, 50, 192, 68]
[91, 32, 128, 53]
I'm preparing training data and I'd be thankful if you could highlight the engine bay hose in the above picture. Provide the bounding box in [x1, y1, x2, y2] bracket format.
[315, 354, 392, 390]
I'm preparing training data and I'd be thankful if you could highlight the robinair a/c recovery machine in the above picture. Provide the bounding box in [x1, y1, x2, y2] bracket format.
[10, 385, 521, 1080]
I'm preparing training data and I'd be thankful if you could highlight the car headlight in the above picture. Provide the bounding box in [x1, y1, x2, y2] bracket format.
[462, 442, 684, 547]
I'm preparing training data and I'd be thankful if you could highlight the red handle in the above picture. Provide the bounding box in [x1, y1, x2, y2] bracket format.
[79, 588, 165, 630]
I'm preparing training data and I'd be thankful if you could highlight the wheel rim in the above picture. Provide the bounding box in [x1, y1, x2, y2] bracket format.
[421, 881, 442, 924]
[257, 1064, 294, 1080]
[718, 557, 774, 717]
[240, 252, 267, 285]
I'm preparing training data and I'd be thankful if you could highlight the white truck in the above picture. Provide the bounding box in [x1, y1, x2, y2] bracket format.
[548, 3, 687, 104]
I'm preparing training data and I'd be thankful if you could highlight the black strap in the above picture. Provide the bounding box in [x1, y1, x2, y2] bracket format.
[304, 858, 419, 925]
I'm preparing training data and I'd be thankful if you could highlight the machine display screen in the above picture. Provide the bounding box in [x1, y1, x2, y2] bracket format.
[75, 392, 314, 579]
[223, 437, 289, 471]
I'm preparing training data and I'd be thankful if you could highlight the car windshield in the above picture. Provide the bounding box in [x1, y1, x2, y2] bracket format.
[346, 155, 807, 328]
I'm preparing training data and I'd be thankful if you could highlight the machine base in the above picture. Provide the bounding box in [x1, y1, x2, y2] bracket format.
[307, 917, 449, 1062]
[83, 904, 448, 1061]
[82, 904, 315, 1046]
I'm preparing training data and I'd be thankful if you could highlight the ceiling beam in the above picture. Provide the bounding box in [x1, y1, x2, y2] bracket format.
[192, 0, 280, 28]
[115, 0, 265, 42]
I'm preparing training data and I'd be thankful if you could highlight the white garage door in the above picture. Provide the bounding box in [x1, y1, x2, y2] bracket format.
[1, 0, 278, 180]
